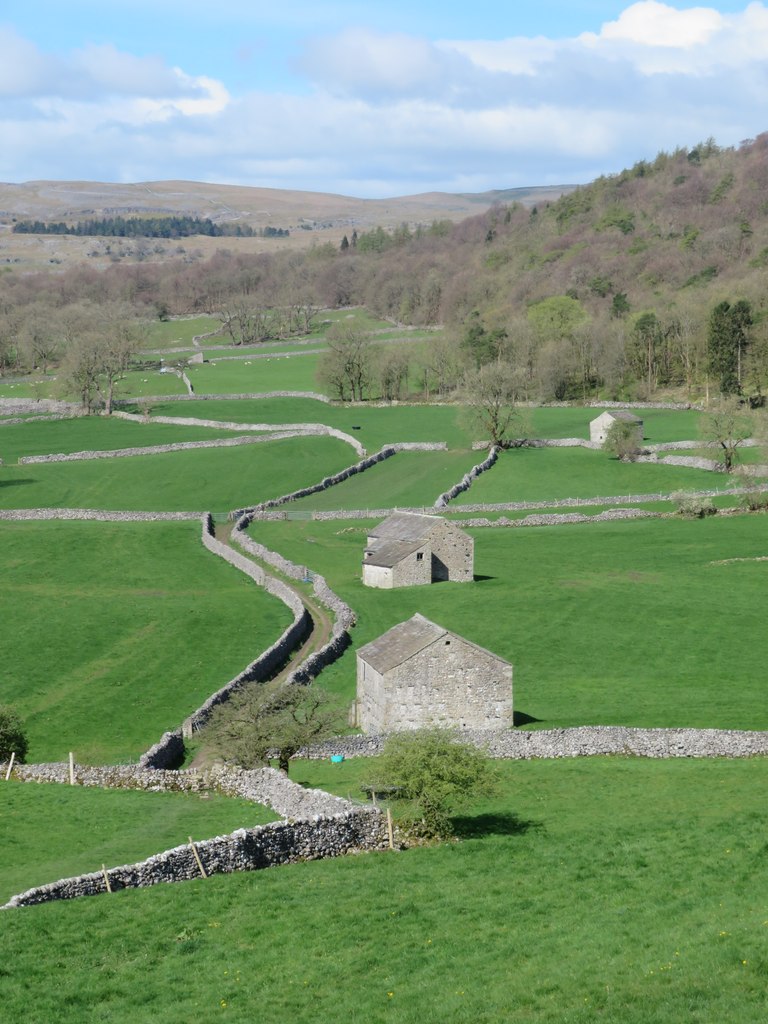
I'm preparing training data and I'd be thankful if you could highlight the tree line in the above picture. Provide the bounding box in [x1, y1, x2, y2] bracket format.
[12, 216, 289, 239]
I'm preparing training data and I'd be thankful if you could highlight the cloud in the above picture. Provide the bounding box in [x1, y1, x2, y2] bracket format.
[0, 4, 767, 196]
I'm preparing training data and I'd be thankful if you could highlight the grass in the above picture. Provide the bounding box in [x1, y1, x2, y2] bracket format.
[143, 316, 222, 350]
[287, 450, 483, 511]
[3, 756, 768, 1023]
[249, 512, 768, 730]
[1, 781, 276, 904]
[0, 434, 354, 511]
[456, 446, 739, 505]
[0, 415, 248, 464]
[0, 521, 294, 762]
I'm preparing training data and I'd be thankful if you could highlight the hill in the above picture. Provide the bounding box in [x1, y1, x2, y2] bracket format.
[0, 179, 572, 269]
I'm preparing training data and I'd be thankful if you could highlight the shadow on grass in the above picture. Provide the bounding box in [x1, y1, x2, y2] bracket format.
[0, 478, 36, 488]
[473, 574, 496, 582]
[513, 710, 543, 726]
[452, 811, 543, 840]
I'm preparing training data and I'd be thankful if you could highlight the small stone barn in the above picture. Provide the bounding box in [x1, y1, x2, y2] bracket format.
[355, 613, 513, 733]
[589, 409, 644, 446]
[362, 512, 473, 589]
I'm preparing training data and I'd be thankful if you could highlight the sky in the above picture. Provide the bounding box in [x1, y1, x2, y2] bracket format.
[0, 1, 765, 197]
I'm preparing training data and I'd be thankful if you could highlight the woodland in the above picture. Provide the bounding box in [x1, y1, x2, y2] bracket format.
[1, 134, 767, 408]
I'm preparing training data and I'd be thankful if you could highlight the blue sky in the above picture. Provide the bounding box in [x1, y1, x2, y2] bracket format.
[0, 1, 765, 195]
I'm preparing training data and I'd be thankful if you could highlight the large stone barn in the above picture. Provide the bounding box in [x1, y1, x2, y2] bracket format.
[361, 512, 473, 589]
[355, 613, 513, 733]
[589, 410, 644, 446]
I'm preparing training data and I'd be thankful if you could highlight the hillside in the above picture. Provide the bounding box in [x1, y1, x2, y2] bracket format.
[0, 179, 571, 269]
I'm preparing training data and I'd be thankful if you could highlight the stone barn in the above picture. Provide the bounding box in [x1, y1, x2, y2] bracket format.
[355, 613, 513, 733]
[589, 410, 644, 446]
[361, 512, 473, 589]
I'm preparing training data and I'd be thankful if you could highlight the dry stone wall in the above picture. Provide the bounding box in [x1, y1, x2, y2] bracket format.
[0, 509, 200, 521]
[435, 445, 500, 507]
[116, 391, 331, 406]
[301, 725, 768, 760]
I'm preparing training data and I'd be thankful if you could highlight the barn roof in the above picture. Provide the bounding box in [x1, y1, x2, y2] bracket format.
[364, 512, 454, 569]
[357, 613, 510, 675]
[592, 409, 643, 423]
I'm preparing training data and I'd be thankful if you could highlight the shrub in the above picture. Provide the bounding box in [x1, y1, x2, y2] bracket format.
[672, 491, 717, 518]
[0, 706, 29, 763]
[365, 728, 499, 839]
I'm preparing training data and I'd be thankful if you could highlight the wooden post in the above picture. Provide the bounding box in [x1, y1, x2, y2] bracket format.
[4, 752, 15, 781]
[188, 836, 208, 878]
[102, 865, 112, 893]
[69, 752, 75, 786]
[386, 807, 395, 850]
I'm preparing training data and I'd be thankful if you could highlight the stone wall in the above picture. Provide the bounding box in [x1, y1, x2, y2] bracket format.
[0, 509, 201, 521]
[18, 431, 334, 464]
[115, 391, 331, 406]
[234, 447, 398, 515]
[435, 445, 500, 507]
[300, 724, 768, 760]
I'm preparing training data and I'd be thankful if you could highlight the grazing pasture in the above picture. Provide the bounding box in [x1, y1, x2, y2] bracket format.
[250, 513, 768, 730]
[0, 434, 354, 511]
[1, 782, 275, 904]
[0, 521, 293, 762]
[3, 757, 768, 1023]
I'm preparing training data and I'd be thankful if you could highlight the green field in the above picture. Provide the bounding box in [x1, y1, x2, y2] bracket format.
[455, 446, 742, 505]
[0, 521, 294, 762]
[0, 435, 354, 511]
[250, 513, 768, 730]
[2, 782, 275, 904]
[143, 316, 222, 349]
[3, 757, 768, 1023]
[287, 450, 483, 511]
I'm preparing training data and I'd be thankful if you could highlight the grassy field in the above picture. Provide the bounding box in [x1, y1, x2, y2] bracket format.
[456, 446, 741, 505]
[143, 316, 222, 350]
[287, 450, 483, 511]
[0, 521, 294, 762]
[2, 782, 275, 904]
[3, 756, 768, 1023]
[250, 512, 768, 730]
[0, 434, 354, 511]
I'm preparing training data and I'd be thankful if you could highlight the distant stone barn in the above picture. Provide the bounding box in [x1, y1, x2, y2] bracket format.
[361, 512, 473, 589]
[355, 613, 513, 733]
[589, 410, 644, 446]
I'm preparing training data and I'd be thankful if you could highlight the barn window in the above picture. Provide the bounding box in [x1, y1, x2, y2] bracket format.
[416, 552, 424, 561]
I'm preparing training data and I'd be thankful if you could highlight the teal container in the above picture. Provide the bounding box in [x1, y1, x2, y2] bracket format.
[331, 754, 345, 764]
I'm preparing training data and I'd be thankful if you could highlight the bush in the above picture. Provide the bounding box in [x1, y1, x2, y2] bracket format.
[365, 728, 499, 839]
[0, 706, 29, 763]
[672, 492, 717, 518]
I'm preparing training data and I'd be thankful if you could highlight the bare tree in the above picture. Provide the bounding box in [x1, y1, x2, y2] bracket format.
[462, 362, 522, 446]
[316, 325, 373, 401]
[701, 398, 756, 472]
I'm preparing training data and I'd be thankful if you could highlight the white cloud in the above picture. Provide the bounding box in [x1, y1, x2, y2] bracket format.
[595, 1, 724, 48]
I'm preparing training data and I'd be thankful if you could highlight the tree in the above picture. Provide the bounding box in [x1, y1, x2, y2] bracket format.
[701, 397, 755, 472]
[708, 300, 753, 395]
[365, 728, 498, 838]
[603, 418, 643, 461]
[316, 325, 373, 401]
[205, 682, 345, 775]
[59, 306, 142, 413]
[0, 706, 28, 763]
[462, 362, 521, 446]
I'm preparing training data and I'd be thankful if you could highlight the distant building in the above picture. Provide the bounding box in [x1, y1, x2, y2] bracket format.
[361, 512, 473, 589]
[589, 410, 644, 446]
[355, 613, 513, 733]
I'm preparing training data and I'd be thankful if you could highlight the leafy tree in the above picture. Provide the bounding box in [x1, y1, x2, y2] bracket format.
[631, 312, 663, 395]
[603, 418, 643, 460]
[527, 296, 588, 342]
[0, 706, 28, 763]
[205, 682, 345, 775]
[366, 728, 499, 838]
[708, 300, 753, 395]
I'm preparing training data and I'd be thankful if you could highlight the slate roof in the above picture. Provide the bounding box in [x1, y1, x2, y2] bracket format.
[592, 409, 643, 423]
[357, 614, 449, 674]
[357, 613, 511, 675]
[364, 512, 454, 569]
